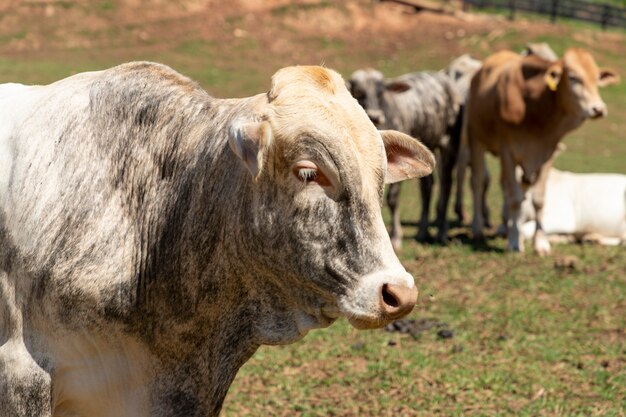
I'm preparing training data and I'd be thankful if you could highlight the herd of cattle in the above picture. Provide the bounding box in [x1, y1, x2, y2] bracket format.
[0, 43, 623, 416]
[348, 42, 624, 254]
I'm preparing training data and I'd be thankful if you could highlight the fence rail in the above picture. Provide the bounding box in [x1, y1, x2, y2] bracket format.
[463, 0, 626, 29]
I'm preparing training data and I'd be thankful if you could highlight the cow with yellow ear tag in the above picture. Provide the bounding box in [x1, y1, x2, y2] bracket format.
[466, 48, 619, 255]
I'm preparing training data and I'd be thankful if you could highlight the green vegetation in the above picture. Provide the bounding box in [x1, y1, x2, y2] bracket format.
[270, 1, 334, 17]
[99, 0, 114, 11]
[0, 30, 27, 43]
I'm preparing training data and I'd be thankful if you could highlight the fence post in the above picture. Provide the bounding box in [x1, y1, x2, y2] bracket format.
[509, 0, 516, 20]
[601, 4, 610, 30]
[550, 0, 558, 23]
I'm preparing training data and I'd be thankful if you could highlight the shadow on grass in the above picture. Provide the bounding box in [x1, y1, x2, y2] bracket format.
[448, 231, 505, 253]
[400, 220, 505, 253]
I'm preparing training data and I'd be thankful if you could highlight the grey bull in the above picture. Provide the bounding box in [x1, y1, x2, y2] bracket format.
[0, 62, 435, 417]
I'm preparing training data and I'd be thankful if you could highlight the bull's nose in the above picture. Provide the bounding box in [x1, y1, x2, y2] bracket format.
[590, 104, 607, 118]
[380, 283, 418, 319]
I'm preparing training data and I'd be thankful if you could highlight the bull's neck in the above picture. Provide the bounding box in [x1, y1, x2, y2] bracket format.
[127, 94, 266, 341]
[525, 78, 584, 143]
[119, 93, 271, 415]
[553, 74, 585, 133]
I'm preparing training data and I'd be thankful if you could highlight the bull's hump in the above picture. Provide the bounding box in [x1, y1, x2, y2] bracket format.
[112, 62, 201, 92]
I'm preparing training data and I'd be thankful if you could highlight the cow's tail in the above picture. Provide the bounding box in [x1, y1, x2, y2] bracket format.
[622, 187, 626, 245]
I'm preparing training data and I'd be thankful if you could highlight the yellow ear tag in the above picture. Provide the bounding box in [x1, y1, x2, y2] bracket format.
[545, 74, 558, 92]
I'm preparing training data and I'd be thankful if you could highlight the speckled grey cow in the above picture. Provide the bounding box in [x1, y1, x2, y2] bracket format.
[0, 62, 435, 417]
[347, 69, 461, 247]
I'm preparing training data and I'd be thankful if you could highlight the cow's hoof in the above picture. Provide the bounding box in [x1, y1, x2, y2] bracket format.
[534, 237, 551, 256]
[471, 226, 485, 241]
[495, 224, 507, 237]
[506, 241, 524, 252]
[435, 232, 449, 245]
[416, 230, 431, 243]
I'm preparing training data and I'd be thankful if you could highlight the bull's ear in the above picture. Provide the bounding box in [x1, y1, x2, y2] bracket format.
[228, 120, 273, 179]
[598, 68, 619, 87]
[385, 80, 411, 93]
[381, 130, 435, 184]
[498, 64, 527, 124]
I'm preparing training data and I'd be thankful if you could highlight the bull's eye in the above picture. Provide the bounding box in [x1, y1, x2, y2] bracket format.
[569, 75, 581, 84]
[292, 161, 332, 187]
[298, 168, 317, 182]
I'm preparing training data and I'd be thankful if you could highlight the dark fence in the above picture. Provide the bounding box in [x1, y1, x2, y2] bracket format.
[463, 0, 626, 29]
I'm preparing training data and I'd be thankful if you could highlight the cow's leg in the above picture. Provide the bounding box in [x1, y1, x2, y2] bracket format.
[497, 189, 510, 237]
[581, 233, 621, 246]
[436, 146, 458, 243]
[529, 162, 552, 256]
[470, 140, 487, 240]
[386, 182, 403, 251]
[481, 158, 492, 228]
[500, 153, 525, 252]
[417, 174, 434, 242]
[0, 341, 52, 417]
[458, 147, 491, 228]
[454, 142, 469, 224]
[0, 273, 52, 417]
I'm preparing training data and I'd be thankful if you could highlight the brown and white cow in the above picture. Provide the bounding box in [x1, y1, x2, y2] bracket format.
[0, 63, 434, 416]
[465, 48, 619, 254]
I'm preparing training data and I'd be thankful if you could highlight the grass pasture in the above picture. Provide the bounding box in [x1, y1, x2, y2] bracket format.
[1, 1, 624, 415]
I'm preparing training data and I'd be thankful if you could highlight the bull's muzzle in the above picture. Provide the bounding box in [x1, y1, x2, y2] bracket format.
[587, 101, 607, 119]
[380, 282, 418, 320]
[341, 269, 418, 330]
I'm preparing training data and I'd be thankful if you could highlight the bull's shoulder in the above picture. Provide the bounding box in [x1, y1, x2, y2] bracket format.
[33, 62, 210, 110]
[470, 52, 522, 99]
[0, 82, 32, 96]
[0, 83, 44, 116]
[0, 83, 43, 204]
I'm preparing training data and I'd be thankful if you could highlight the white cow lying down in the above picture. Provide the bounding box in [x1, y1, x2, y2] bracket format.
[520, 168, 626, 245]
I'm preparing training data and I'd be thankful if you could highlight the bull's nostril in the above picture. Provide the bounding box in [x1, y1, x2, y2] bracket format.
[379, 282, 418, 320]
[591, 105, 606, 118]
[381, 284, 400, 308]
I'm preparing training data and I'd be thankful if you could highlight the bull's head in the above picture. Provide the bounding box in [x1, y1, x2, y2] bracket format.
[556, 48, 619, 119]
[227, 66, 435, 343]
[499, 48, 619, 125]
